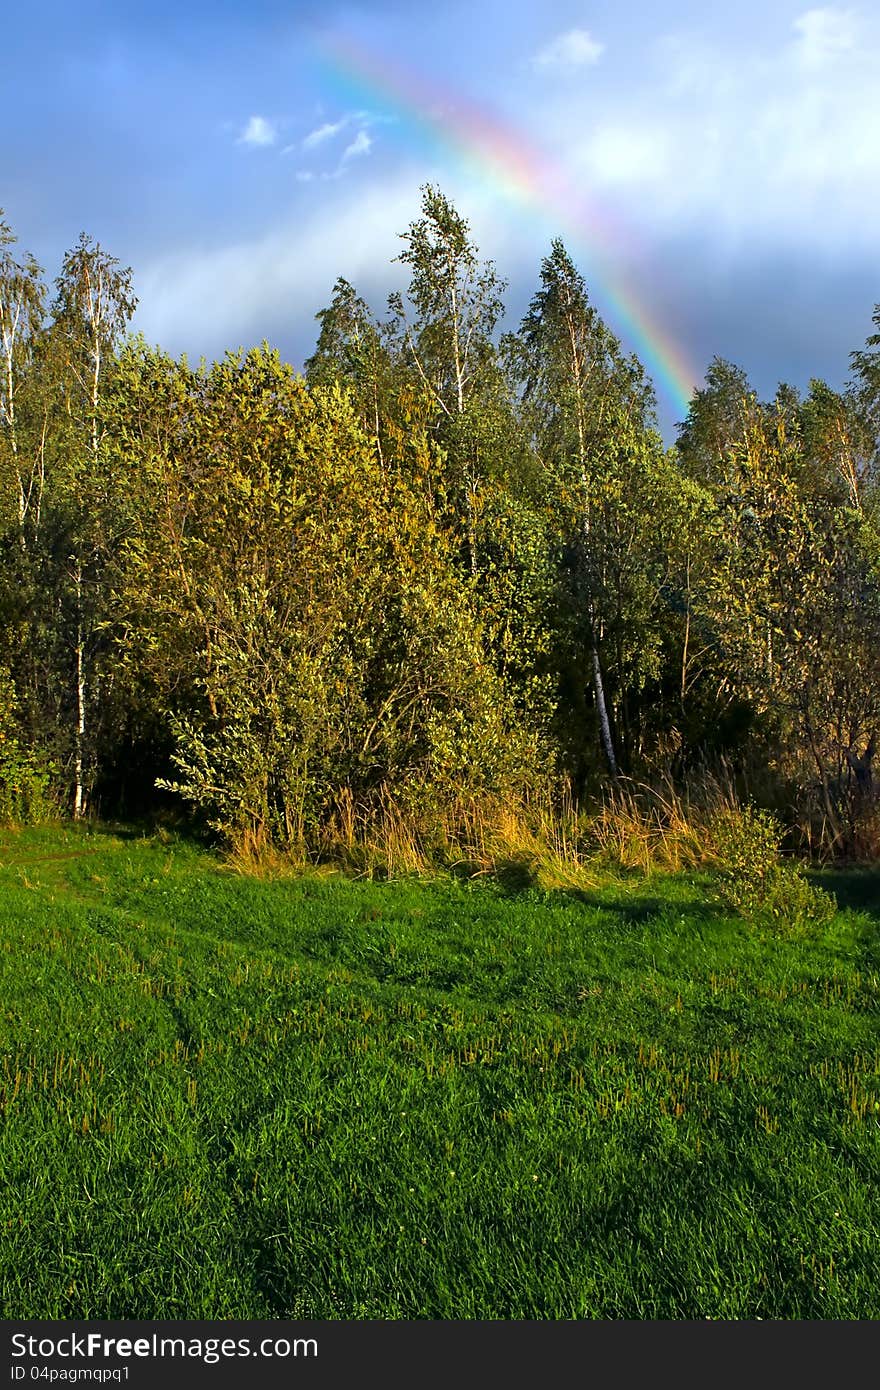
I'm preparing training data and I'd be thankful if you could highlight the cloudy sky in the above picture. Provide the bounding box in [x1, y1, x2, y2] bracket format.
[4, 0, 878, 439]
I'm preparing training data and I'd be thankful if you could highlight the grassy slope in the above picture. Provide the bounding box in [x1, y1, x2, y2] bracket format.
[1, 825, 878, 1319]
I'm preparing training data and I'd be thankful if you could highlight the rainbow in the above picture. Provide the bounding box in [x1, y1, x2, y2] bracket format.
[314, 33, 700, 422]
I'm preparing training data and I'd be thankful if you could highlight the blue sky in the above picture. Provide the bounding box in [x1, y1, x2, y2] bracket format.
[4, 0, 878, 439]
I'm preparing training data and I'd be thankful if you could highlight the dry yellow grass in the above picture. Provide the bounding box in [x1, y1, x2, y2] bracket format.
[588, 769, 739, 873]
[226, 764, 753, 886]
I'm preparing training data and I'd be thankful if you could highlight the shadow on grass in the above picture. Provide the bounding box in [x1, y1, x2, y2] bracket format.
[810, 869, 880, 919]
[447, 855, 540, 896]
[561, 888, 725, 928]
[495, 856, 538, 896]
[454, 855, 730, 930]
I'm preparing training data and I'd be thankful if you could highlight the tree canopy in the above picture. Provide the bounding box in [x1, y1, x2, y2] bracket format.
[2, 193, 878, 860]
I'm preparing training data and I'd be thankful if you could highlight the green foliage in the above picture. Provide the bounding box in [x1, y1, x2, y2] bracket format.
[849, 302, 880, 471]
[676, 357, 758, 486]
[710, 804, 784, 910]
[108, 344, 536, 851]
[686, 395, 880, 852]
[512, 238, 676, 776]
[0, 209, 47, 536]
[2, 192, 880, 863]
[305, 276, 397, 468]
[0, 667, 54, 823]
[711, 804, 836, 930]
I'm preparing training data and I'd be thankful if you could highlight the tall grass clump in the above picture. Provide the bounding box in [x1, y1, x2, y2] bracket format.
[318, 785, 432, 879]
[305, 783, 601, 890]
[437, 785, 599, 891]
[588, 767, 737, 873]
[227, 763, 838, 930]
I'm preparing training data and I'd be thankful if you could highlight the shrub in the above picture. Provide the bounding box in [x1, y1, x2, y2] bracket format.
[710, 804, 836, 931]
[0, 668, 55, 825]
[758, 864, 837, 931]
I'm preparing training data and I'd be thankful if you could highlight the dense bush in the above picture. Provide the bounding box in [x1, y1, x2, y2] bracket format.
[0, 669, 54, 825]
[710, 804, 836, 930]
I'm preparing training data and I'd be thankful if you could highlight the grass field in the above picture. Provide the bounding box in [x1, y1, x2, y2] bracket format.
[1, 824, 878, 1318]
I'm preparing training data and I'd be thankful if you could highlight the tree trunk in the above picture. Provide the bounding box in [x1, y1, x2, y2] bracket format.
[73, 567, 86, 820]
[591, 634, 618, 778]
[681, 553, 691, 705]
[805, 715, 841, 848]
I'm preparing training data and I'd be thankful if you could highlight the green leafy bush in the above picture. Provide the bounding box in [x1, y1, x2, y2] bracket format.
[710, 804, 836, 931]
[0, 669, 54, 825]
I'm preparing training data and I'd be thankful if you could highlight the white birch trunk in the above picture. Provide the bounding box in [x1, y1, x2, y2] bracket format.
[591, 638, 619, 779]
[73, 568, 86, 820]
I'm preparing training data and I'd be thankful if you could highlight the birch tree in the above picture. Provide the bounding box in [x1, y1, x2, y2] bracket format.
[388, 186, 507, 575]
[517, 240, 658, 777]
[51, 235, 136, 817]
[0, 212, 46, 540]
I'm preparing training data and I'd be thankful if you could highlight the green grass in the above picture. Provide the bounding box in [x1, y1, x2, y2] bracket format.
[1, 824, 878, 1319]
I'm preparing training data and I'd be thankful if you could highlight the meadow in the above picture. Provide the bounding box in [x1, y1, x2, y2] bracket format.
[1, 825, 878, 1319]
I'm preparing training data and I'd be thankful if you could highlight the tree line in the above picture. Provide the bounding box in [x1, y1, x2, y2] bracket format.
[1, 186, 878, 859]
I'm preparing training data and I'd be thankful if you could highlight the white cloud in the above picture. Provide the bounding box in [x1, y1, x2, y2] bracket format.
[302, 118, 349, 151]
[537, 11, 880, 258]
[133, 181, 421, 357]
[534, 28, 604, 72]
[342, 130, 372, 162]
[792, 7, 858, 69]
[237, 115, 277, 148]
[584, 127, 673, 186]
[288, 122, 376, 180]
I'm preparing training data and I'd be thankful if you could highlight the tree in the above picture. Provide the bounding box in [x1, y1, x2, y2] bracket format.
[306, 205, 558, 764]
[0, 215, 57, 808]
[109, 344, 534, 851]
[676, 357, 759, 486]
[388, 184, 505, 419]
[516, 239, 659, 778]
[849, 304, 880, 497]
[49, 234, 137, 817]
[799, 378, 875, 514]
[690, 400, 880, 850]
[305, 277, 395, 470]
[0, 213, 47, 540]
[388, 186, 509, 576]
